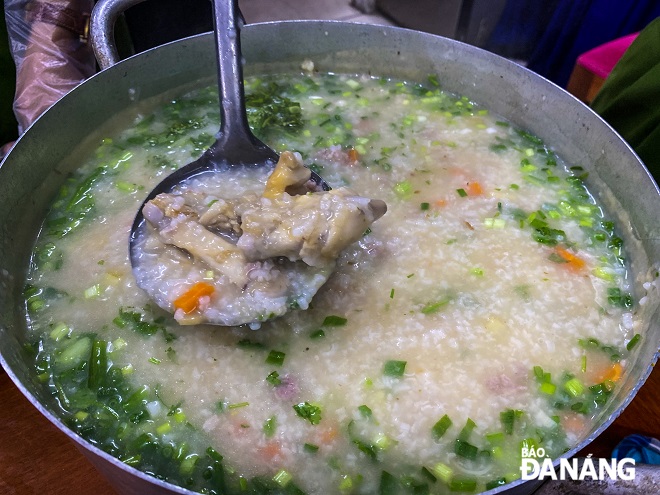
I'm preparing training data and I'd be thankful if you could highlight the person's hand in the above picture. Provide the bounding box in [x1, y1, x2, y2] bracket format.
[12, 0, 95, 132]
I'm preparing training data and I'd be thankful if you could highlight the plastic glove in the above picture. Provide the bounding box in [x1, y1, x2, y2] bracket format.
[5, 0, 96, 133]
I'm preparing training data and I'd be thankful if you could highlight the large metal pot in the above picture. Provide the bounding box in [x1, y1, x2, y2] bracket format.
[1, 3, 659, 494]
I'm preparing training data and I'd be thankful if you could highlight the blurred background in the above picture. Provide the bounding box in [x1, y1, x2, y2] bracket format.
[2, 0, 660, 149]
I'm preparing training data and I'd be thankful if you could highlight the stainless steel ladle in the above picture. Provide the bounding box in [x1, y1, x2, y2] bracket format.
[128, 0, 329, 268]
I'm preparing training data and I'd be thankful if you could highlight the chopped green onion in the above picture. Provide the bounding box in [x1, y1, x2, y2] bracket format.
[389, 288, 395, 299]
[421, 297, 450, 314]
[533, 366, 544, 380]
[228, 402, 249, 409]
[626, 333, 641, 351]
[339, 474, 353, 492]
[539, 382, 556, 395]
[373, 432, 394, 450]
[293, 402, 322, 425]
[266, 371, 282, 386]
[500, 409, 519, 435]
[179, 454, 199, 476]
[115, 181, 139, 193]
[470, 267, 484, 276]
[449, 476, 477, 492]
[581, 355, 587, 373]
[483, 217, 506, 228]
[112, 337, 127, 352]
[429, 462, 453, 483]
[323, 315, 347, 326]
[394, 181, 414, 199]
[265, 350, 285, 366]
[49, 322, 71, 341]
[239, 476, 248, 490]
[420, 202, 430, 210]
[486, 432, 504, 444]
[156, 422, 171, 435]
[74, 411, 89, 422]
[564, 377, 584, 397]
[592, 267, 615, 282]
[309, 329, 325, 339]
[458, 418, 476, 441]
[263, 416, 277, 437]
[304, 443, 319, 453]
[383, 360, 407, 377]
[88, 339, 108, 390]
[456, 188, 468, 197]
[358, 404, 373, 418]
[148, 357, 161, 365]
[607, 288, 633, 308]
[432, 414, 453, 440]
[54, 337, 91, 370]
[83, 284, 101, 299]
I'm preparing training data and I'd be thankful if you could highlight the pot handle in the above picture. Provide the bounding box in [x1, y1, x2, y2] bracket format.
[90, 0, 147, 70]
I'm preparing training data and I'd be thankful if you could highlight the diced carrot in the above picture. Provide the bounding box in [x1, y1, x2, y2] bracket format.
[598, 362, 623, 383]
[435, 199, 448, 207]
[258, 441, 283, 461]
[174, 282, 215, 314]
[347, 148, 360, 162]
[320, 425, 339, 444]
[555, 247, 586, 272]
[467, 181, 484, 196]
[561, 412, 588, 437]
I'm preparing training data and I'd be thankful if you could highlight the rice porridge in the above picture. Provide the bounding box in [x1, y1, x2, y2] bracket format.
[24, 71, 642, 494]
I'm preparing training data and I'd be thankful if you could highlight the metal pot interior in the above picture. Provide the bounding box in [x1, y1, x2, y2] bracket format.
[1, 21, 659, 495]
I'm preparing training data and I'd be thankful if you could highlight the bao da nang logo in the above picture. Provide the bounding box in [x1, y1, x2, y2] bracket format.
[520, 447, 636, 481]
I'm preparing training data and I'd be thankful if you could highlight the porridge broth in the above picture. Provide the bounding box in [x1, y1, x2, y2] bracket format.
[25, 71, 641, 494]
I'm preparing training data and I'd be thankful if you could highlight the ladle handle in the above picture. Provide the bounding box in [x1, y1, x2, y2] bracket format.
[211, 0, 264, 155]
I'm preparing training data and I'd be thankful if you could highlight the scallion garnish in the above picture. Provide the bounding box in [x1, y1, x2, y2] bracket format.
[293, 402, 322, 425]
[265, 350, 285, 366]
[323, 315, 347, 326]
[456, 188, 468, 197]
[458, 418, 476, 441]
[500, 409, 521, 435]
[309, 329, 325, 339]
[273, 469, 292, 487]
[626, 333, 641, 351]
[429, 463, 453, 483]
[358, 404, 373, 418]
[266, 371, 281, 386]
[454, 439, 478, 460]
[383, 360, 407, 377]
[432, 414, 452, 440]
[304, 443, 319, 453]
[539, 382, 556, 395]
[420, 202, 430, 210]
[421, 297, 450, 314]
[393, 181, 414, 199]
[564, 377, 584, 397]
[263, 416, 277, 437]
